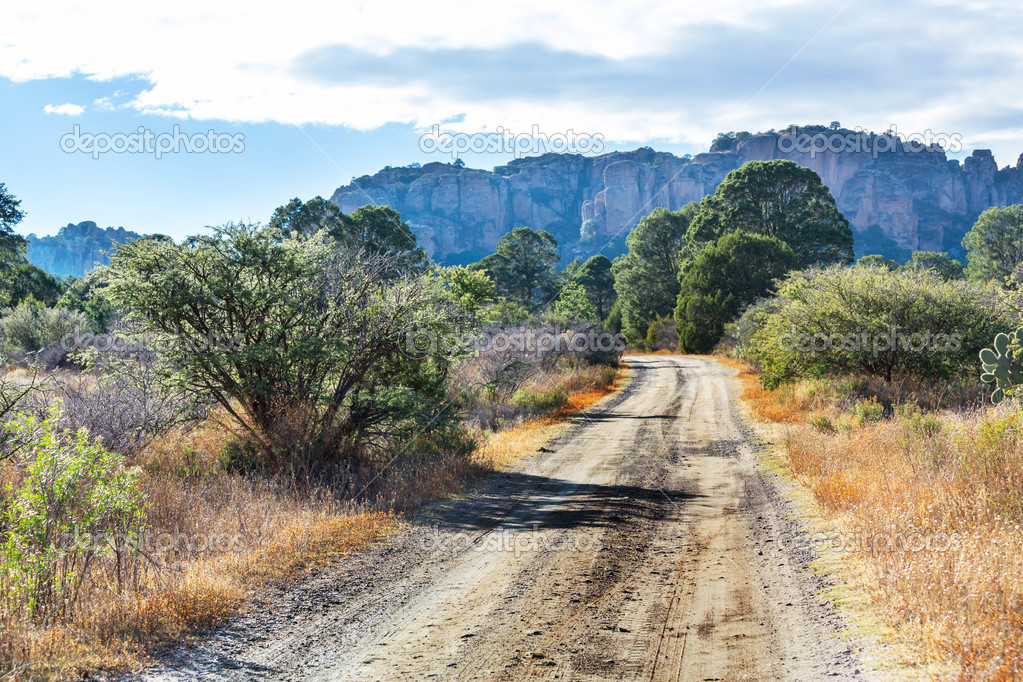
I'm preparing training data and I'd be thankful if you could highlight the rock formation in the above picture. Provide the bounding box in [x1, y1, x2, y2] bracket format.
[330, 129, 1023, 264]
[25, 221, 141, 278]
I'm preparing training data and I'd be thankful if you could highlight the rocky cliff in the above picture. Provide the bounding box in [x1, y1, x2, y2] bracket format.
[26, 221, 141, 278]
[330, 129, 1023, 264]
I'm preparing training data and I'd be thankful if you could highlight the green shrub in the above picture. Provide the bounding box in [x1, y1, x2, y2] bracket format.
[406, 422, 478, 463]
[0, 298, 89, 363]
[512, 387, 568, 415]
[1, 402, 147, 621]
[645, 315, 679, 352]
[106, 224, 461, 465]
[853, 396, 885, 425]
[896, 403, 942, 438]
[809, 415, 837, 433]
[218, 438, 263, 474]
[734, 265, 1009, 386]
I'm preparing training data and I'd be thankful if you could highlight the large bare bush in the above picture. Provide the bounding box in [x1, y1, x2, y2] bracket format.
[40, 352, 206, 457]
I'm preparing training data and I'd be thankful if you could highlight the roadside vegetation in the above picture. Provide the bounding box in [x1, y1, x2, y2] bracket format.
[0, 184, 623, 678]
[731, 362, 1023, 677]
[622, 157, 1023, 677]
[5, 149, 1023, 678]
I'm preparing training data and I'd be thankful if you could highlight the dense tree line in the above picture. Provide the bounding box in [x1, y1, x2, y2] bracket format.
[6, 160, 1023, 417]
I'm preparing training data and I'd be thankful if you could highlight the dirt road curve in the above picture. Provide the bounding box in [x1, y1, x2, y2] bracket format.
[145, 356, 865, 681]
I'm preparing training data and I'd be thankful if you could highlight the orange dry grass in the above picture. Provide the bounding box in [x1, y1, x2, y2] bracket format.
[216, 511, 395, 585]
[1, 414, 398, 680]
[623, 348, 681, 356]
[718, 356, 840, 424]
[476, 363, 625, 470]
[474, 416, 560, 469]
[3, 508, 395, 679]
[2, 507, 395, 679]
[564, 389, 609, 413]
[1, 363, 626, 679]
[732, 360, 1023, 678]
[726, 358, 803, 423]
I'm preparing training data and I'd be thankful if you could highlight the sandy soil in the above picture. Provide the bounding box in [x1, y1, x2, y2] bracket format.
[141, 356, 867, 681]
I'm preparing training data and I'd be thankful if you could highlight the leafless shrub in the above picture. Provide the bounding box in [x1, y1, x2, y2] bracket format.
[645, 315, 679, 351]
[34, 352, 207, 457]
[0, 364, 52, 460]
[453, 320, 622, 430]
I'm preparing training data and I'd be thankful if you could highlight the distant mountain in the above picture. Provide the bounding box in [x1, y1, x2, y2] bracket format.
[25, 221, 142, 278]
[330, 128, 1023, 264]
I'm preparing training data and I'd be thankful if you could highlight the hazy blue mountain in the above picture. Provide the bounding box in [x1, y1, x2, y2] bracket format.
[26, 221, 142, 278]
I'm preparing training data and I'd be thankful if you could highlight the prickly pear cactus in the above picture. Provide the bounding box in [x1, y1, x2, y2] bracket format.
[980, 327, 1023, 404]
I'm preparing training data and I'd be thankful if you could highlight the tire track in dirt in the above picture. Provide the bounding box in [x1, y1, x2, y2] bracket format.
[140, 356, 865, 681]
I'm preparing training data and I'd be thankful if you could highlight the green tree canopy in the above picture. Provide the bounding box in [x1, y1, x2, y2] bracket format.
[685, 160, 853, 268]
[611, 205, 697, 344]
[574, 254, 616, 320]
[0, 183, 65, 307]
[856, 254, 898, 270]
[268, 195, 345, 236]
[675, 231, 798, 353]
[106, 223, 458, 462]
[551, 281, 598, 322]
[436, 265, 496, 316]
[0, 263, 63, 308]
[56, 269, 116, 332]
[0, 182, 28, 265]
[901, 251, 964, 280]
[269, 197, 428, 273]
[474, 227, 559, 310]
[962, 204, 1023, 283]
[340, 205, 429, 272]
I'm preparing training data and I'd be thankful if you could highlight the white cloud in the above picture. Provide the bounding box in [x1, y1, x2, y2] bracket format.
[3, 0, 1022, 162]
[43, 102, 85, 116]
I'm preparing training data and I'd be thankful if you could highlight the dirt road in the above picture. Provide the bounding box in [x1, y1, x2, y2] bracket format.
[146, 356, 865, 681]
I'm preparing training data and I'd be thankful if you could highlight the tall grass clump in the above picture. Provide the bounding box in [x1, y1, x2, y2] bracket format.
[732, 361, 1023, 677]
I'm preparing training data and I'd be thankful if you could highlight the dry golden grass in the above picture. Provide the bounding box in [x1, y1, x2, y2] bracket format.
[729, 358, 1023, 679]
[476, 363, 625, 470]
[475, 417, 560, 469]
[718, 356, 838, 423]
[623, 348, 681, 356]
[1, 411, 400, 679]
[1, 361, 625, 680]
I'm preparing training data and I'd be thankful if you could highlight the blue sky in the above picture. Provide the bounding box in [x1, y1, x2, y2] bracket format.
[1, 0, 1021, 240]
